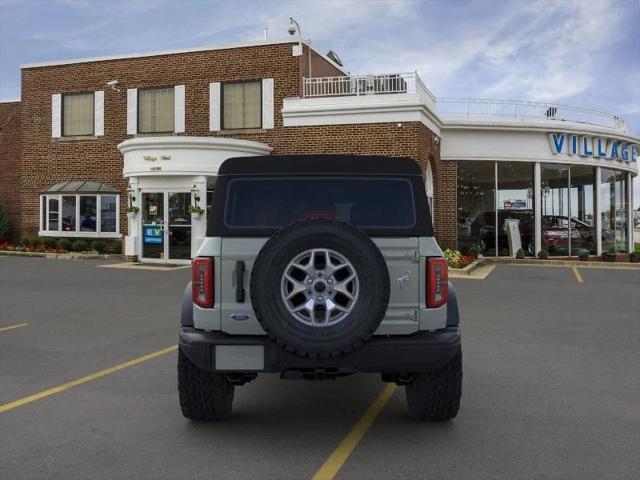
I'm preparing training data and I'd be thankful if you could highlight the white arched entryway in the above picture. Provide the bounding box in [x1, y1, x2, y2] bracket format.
[118, 136, 272, 262]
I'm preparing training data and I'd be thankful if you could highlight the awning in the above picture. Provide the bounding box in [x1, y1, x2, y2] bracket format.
[41, 180, 120, 194]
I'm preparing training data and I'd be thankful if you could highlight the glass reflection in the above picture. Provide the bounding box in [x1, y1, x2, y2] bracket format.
[457, 161, 495, 256]
[497, 163, 534, 256]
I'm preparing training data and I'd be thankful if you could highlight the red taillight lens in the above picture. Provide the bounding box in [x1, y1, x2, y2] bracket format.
[427, 258, 448, 308]
[192, 257, 214, 308]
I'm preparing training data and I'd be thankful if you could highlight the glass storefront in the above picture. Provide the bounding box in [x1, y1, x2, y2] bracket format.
[457, 161, 496, 256]
[458, 161, 630, 257]
[541, 164, 570, 255]
[497, 162, 534, 256]
[601, 169, 628, 253]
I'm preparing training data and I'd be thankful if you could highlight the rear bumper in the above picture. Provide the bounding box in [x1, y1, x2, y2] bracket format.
[179, 327, 461, 374]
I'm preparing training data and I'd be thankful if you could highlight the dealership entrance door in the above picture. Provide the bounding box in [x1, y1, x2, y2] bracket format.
[141, 192, 191, 263]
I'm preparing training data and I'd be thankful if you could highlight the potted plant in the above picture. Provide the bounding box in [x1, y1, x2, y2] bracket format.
[603, 245, 617, 262]
[537, 249, 549, 260]
[125, 206, 139, 221]
[187, 204, 205, 219]
[577, 249, 589, 262]
[515, 248, 525, 259]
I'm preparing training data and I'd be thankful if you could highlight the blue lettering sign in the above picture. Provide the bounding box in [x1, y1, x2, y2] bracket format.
[610, 141, 619, 159]
[621, 143, 628, 162]
[143, 225, 164, 245]
[595, 137, 607, 157]
[549, 133, 565, 154]
[569, 135, 578, 155]
[632, 144, 638, 163]
[580, 136, 593, 156]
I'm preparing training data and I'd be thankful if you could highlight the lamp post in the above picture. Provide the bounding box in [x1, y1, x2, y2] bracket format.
[288, 17, 311, 78]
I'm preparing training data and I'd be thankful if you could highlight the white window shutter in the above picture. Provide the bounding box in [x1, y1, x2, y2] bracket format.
[174, 85, 185, 133]
[94, 91, 104, 136]
[51, 94, 61, 137]
[262, 78, 274, 129]
[127, 88, 137, 135]
[209, 82, 221, 131]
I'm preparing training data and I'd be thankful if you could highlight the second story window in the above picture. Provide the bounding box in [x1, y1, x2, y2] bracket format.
[62, 92, 94, 136]
[223, 81, 261, 130]
[138, 87, 175, 134]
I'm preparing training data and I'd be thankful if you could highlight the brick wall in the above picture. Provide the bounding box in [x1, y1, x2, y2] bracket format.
[0, 101, 21, 242]
[15, 41, 455, 248]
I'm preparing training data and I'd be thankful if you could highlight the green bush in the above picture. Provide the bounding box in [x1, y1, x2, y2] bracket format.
[71, 239, 88, 252]
[107, 239, 122, 254]
[468, 246, 480, 258]
[0, 197, 9, 242]
[630, 251, 640, 263]
[607, 245, 616, 254]
[91, 240, 106, 253]
[515, 248, 525, 259]
[577, 249, 589, 261]
[41, 237, 57, 249]
[537, 249, 549, 260]
[58, 238, 73, 252]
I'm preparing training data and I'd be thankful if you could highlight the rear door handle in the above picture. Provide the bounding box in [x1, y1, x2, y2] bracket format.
[235, 261, 245, 303]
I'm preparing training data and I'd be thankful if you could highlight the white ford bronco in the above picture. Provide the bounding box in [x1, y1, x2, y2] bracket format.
[178, 155, 462, 421]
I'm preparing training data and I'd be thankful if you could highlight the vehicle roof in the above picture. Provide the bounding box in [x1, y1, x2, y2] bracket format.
[218, 155, 423, 176]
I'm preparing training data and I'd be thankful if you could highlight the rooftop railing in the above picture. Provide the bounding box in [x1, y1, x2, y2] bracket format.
[436, 98, 628, 132]
[303, 72, 437, 103]
[301, 73, 628, 132]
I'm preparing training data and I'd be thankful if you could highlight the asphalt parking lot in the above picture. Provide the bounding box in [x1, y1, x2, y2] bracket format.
[1, 257, 639, 480]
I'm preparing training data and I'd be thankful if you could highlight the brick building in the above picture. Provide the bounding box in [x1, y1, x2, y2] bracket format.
[0, 38, 637, 261]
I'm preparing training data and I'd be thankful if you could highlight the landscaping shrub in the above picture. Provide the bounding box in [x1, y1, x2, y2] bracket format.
[107, 239, 122, 254]
[41, 237, 57, 249]
[444, 248, 475, 269]
[468, 246, 480, 258]
[91, 240, 106, 253]
[577, 249, 589, 261]
[71, 239, 88, 252]
[515, 248, 525, 259]
[630, 251, 640, 263]
[604, 245, 617, 262]
[537, 249, 549, 260]
[58, 238, 73, 252]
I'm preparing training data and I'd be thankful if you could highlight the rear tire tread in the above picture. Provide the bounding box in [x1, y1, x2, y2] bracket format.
[178, 348, 234, 420]
[405, 350, 462, 421]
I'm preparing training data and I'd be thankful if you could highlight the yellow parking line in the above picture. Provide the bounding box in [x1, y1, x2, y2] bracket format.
[0, 323, 28, 333]
[571, 266, 584, 283]
[0, 345, 177, 414]
[312, 383, 398, 480]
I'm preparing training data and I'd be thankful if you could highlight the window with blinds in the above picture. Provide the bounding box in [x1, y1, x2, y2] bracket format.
[138, 87, 175, 133]
[62, 92, 94, 136]
[222, 81, 261, 130]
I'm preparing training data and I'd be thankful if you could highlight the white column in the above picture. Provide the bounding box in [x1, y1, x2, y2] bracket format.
[126, 89, 137, 135]
[191, 175, 208, 258]
[209, 83, 221, 131]
[534, 162, 541, 256]
[124, 177, 140, 257]
[628, 172, 634, 253]
[595, 167, 602, 256]
[94, 91, 104, 136]
[174, 85, 185, 133]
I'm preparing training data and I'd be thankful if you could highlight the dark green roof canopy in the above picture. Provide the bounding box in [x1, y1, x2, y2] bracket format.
[41, 180, 119, 194]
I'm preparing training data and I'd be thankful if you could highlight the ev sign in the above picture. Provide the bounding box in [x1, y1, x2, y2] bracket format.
[548, 132, 638, 163]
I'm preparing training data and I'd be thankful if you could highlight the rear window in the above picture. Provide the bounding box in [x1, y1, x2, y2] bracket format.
[224, 176, 416, 229]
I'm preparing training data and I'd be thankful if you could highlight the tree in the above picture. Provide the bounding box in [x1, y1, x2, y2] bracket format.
[0, 196, 9, 242]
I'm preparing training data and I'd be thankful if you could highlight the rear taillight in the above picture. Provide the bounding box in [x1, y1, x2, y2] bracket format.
[192, 257, 214, 308]
[427, 258, 448, 308]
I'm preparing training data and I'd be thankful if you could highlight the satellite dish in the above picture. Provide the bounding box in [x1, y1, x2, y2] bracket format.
[326, 50, 343, 67]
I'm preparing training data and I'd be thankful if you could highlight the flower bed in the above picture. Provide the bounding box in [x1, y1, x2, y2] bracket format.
[0, 237, 122, 255]
[443, 249, 476, 269]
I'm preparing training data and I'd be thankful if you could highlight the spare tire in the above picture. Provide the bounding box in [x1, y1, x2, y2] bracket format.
[250, 219, 390, 358]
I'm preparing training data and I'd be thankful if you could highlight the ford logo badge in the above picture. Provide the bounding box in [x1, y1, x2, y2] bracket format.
[230, 313, 251, 321]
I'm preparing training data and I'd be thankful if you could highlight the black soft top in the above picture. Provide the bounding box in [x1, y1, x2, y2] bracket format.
[218, 155, 423, 176]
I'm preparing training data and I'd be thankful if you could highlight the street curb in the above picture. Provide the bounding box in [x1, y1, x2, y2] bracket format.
[449, 259, 483, 275]
[0, 250, 119, 260]
[485, 257, 640, 270]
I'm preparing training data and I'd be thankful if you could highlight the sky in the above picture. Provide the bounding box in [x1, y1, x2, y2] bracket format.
[0, 0, 639, 205]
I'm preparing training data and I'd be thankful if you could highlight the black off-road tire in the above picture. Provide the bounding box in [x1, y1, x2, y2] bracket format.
[178, 348, 235, 420]
[250, 218, 390, 359]
[405, 350, 462, 421]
